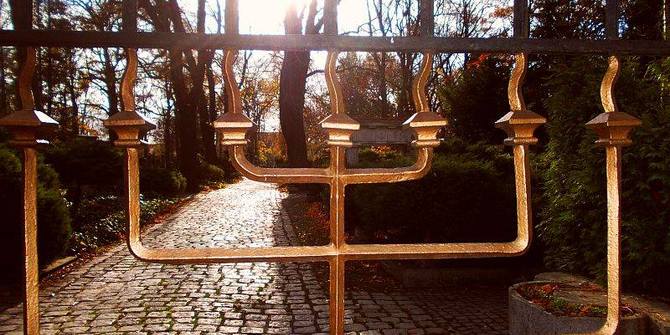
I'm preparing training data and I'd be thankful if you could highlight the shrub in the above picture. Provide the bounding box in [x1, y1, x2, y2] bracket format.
[196, 161, 226, 188]
[0, 146, 23, 282]
[140, 166, 187, 196]
[44, 138, 123, 194]
[70, 194, 179, 253]
[36, 186, 72, 263]
[438, 56, 511, 144]
[347, 140, 517, 244]
[355, 146, 415, 168]
[538, 56, 670, 297]
[0, 145, 72, 279]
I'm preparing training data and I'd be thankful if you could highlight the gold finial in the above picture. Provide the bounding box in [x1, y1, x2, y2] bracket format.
[213, 49, 253, 146]
[120, 48, 138, 112]
[325, 50, 346, 116]
[412, 52, 433, 113]
[18, 47, 37, 111]
[224, 49, 243, 115]
[600, 55, 620, 114]
[508, 53, 527, 112]
[495, 52, 546, 145]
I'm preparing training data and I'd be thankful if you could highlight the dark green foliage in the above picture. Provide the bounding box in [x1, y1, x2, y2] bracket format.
[347, 139, 516, 244]
[36, 186, 72, 264]
[438, 56, 511, 144]
[537, 56, 670, 296]
[0, 145, 72, 280]
[195, 160, 226, 188]
[140, 166, 187, 196]
[355, 147, 415, 169]
[0, 146, 23, 282]
[44, 138, 123, 193]
[70, 195, 179, 253]
[537, 56, 606, 278]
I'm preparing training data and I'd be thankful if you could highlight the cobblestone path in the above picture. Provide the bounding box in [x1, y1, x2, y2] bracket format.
[0, 179, 508, 334]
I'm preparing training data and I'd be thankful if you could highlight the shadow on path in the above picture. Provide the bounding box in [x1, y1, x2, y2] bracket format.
[0, 179, 508, 334]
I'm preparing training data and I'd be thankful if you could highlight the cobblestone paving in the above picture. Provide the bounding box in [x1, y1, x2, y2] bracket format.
[0, 179, 507, 334]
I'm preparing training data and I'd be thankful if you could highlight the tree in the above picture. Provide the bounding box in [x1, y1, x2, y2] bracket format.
[139, 0, 215, 190]
[279, 1, 323, 167]
[438, 55, 511, 144]
[73, 0, 123, 118]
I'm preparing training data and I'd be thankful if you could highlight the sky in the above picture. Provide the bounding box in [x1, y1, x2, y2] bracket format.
[219, 0, 372, 36]
[187, 0, 380, 132]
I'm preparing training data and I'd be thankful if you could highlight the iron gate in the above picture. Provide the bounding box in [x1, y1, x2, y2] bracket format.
[0, 0, 666, 334]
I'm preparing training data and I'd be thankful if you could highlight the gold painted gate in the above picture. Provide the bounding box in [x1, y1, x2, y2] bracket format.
[0, 0, 660, 334]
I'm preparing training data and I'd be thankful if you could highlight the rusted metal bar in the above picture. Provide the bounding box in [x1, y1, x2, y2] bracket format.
[419, 0, 434, 37]
[230, 145, 331, 184]
[11, 0, 32, 31]
[225, 0, 239, 35]
[513, 0, 529, 38]
[1, 30, 669, 54]
[602, 145, 623, 334]
[122, 0, 137, 32]
[324, 0, 338, 36]
[606, 0, 619, 40]
[328, 147, 346, 335]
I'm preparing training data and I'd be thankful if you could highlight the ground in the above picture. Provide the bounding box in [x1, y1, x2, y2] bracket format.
[0, 179, 508, 334]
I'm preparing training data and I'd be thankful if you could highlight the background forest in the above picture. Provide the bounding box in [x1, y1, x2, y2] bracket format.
[0, 0, 669, 298]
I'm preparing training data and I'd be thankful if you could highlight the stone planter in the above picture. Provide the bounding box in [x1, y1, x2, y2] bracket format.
[509, 281, 647, 335]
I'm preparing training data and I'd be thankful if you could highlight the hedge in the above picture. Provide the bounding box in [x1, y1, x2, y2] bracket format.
[347, 139, 517, 244]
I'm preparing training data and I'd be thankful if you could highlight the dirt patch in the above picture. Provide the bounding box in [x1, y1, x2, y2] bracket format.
[280, 188, 402, 292]
[516, 282, 636, 318]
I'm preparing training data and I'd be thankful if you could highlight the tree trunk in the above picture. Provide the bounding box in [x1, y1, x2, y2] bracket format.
[0, 48, 7, 115]
[140, 0, 206, 190]
[204, 62, 218, 162]
[169, 48, 200, 190]
[279, 49, 310, 167]
[279, 2, 322, 167]
[103, 48, 119, 116]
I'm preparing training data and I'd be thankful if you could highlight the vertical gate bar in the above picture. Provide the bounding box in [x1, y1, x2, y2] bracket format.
[22, 146, 39, 335]
[15, 3, 39, 332]
[606, 0, 619, 40]
[512, 144, 532, 249]
[324, 0, 338, 36]
[124, 147, 142, 251]
[603, 2, 621, 333]
[603, 145, 622, 332]
[225, 0, 239, 35]
[122, 0, 138, 32]
[419, 0, 434, 37]
[328, 253, 345, 335]
[324, 5, 346, 330]
[329, 146, 347, 335]
[513, 0, 529, 38]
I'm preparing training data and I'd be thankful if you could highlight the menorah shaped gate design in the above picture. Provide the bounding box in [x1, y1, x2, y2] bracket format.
[0, 0, 646, 334]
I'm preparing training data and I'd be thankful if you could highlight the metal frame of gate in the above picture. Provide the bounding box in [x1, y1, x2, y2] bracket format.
[0, 0, 661, 334]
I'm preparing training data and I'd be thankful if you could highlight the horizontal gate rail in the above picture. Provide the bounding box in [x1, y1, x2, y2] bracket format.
[0, 31, 668, 54]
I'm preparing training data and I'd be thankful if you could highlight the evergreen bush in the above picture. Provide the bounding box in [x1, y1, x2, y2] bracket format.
[0, 145, 72, 280]
[347, 140, 517, 244]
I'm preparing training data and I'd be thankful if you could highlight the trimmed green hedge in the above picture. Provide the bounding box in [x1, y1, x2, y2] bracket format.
[347, 139, 517, 244]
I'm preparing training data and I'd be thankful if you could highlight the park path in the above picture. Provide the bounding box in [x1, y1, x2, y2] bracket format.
[0, 179, 507, 334]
